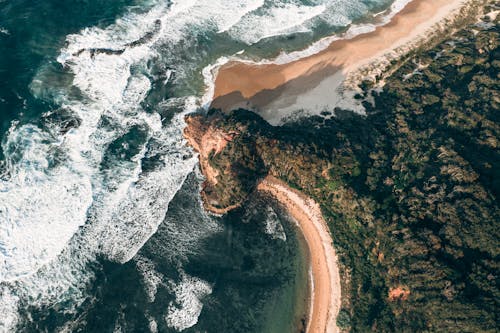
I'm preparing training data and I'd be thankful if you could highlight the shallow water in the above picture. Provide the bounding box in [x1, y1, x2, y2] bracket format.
[1, 0, 400, 331]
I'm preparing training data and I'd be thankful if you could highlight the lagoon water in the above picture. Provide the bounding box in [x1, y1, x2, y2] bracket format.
[1, 0, 399, 331]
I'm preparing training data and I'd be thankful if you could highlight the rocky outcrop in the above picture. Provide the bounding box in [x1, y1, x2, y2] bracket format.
[183, 111, 267, 214]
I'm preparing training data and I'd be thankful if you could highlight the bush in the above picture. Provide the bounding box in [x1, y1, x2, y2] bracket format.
[336, 309, 351, 329]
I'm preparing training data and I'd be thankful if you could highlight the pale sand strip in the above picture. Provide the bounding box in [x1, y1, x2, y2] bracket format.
[258, 176, 341, 333]
[211, 0, 468, 113]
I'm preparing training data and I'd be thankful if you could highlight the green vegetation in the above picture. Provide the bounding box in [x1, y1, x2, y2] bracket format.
[337, 309, 352, 329]
[202, 12, 499, 332]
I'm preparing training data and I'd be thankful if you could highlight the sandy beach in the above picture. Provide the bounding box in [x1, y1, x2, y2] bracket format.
[258, 176, 341, 333]
[211, 0, 467, 123]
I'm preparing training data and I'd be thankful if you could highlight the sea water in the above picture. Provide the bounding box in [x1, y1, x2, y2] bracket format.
[1, 0, 403, 331]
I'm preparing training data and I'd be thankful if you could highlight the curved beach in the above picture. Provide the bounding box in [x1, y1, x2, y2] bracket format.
[183, 115, 342, 332]
[258, 176, 341, 333]
[211, 0, 467, 121]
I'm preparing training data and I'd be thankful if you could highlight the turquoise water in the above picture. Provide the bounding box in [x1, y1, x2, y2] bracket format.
[0, 0, 400, 331]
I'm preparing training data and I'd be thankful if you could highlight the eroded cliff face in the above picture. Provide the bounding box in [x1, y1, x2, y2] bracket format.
[184, 114, 235, 185]
[183, 112, 267, 214]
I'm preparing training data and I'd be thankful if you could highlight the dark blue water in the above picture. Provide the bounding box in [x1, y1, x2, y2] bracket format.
[13, 173, 308, 332]
[0, 0, 144, 157]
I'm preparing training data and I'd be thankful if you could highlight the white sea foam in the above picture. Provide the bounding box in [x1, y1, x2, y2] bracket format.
[165, 272, 212, 332]
[0, 239, 99, 332]
[0, 286, 19, 332]
[0, 27, 9, 35]
[0, 0, 198, 326]
[264, 206, 287, 241]
[228, 3, 326, 44]
[128, 0, 270, 45]
[88, 106, 198, 263]
[309, 0, 364, 26]
[216, 0, 265, 33]
[147, 314, 158, 333]
[135, 256, 164, 302]
[1, 0, 196, 283]
[389, 0, 414, 14]
[0, 123, 94, 282]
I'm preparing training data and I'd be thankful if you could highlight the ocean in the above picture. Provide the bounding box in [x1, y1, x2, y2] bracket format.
[0, 0, 401, 331]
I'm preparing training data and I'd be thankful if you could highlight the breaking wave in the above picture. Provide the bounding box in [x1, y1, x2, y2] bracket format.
[228, 3, 327, 44]
[165, 271, 212, 331]
[135, 256, 165, 303]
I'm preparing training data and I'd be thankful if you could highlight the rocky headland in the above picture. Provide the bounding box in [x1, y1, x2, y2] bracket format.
[183, 111, 343, 333]
[183, 111, 269, 214]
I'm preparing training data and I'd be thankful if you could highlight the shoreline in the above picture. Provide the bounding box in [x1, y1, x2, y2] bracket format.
[199, 0, 415, 109]
[257, 176, 341, 333]
[209, 0, 470, 124]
